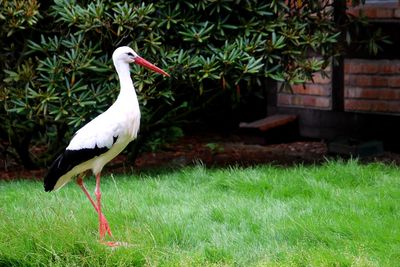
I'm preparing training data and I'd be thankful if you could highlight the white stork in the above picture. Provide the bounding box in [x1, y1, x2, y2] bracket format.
[44, 46, 169, 246]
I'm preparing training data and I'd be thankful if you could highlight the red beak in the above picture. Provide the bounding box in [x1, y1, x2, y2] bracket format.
[134, 56, 170, 77]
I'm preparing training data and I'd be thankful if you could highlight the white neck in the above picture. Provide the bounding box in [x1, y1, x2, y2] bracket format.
[114, 60, 136, 98]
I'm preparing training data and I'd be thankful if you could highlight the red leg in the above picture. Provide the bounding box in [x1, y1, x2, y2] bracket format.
[95, 172, 121, 248]
[76, 176, 112, 238]
[94, 173, 123, 247]
[94, 173, 105, 240]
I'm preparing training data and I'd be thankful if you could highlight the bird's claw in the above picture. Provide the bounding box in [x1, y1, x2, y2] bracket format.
[100, 240, 130, 248]
[99, 217, 128, 249]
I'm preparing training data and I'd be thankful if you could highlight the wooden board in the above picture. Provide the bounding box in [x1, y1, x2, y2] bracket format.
[239, 114, 298, 132]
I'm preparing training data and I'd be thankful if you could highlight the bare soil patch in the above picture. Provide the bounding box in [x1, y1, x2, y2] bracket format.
[1, 134, 399, 181]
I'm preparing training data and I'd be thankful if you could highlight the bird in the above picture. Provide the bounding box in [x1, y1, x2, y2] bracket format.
[44, 46, 170, 247]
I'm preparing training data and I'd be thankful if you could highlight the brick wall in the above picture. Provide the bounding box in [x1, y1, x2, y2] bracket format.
[277, 60, 400, 114]
[277, 74, 332, 110]
[276, 2, 400, 115]
[277, 71, 332, 110]
[345, 59, 400, 113]
[348, 2, 400, 19]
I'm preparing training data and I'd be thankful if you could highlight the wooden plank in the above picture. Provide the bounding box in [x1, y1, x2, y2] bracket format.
[239, 114, 298, 132]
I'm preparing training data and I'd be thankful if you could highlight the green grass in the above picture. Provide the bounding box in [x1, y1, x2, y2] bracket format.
[0, 160, 399, 266]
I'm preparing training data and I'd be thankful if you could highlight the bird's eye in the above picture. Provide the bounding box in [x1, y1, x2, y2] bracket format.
[127, 52, 134, 57]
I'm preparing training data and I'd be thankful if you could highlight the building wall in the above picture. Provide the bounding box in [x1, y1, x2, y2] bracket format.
[349, 0, 400, 19]
[277, 70, 333, 110]
[277, 59, 400, 114]
[266, 2, 400, 151]
[277, 2, 400, 115]
[345, 59, 400, 114]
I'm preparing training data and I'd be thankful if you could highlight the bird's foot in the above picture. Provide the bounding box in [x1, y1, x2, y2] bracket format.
[99, 221, 129, 248]
[101, 240, 130, 248]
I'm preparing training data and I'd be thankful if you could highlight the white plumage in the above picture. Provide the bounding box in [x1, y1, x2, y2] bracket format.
[51, 47, 142, 190]
[44, 46, 169, 246]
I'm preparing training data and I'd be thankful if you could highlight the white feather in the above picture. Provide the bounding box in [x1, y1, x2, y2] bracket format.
[66, 103, 140, 151]
[52, 46, 143, 190]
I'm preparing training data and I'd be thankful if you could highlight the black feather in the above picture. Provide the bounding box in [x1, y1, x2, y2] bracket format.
[44, 137, 118, 192]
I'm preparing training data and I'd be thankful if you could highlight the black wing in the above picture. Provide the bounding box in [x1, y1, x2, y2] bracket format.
[44, 137, 118, 192]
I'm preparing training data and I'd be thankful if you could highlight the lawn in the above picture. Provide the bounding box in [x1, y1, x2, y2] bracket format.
[0, 160, 399, 266]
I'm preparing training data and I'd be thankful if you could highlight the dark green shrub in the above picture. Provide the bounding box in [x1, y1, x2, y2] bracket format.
[0, 0, 386, 168]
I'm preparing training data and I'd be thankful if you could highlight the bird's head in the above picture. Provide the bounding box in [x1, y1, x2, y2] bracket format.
[112, 46, 170, 77]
